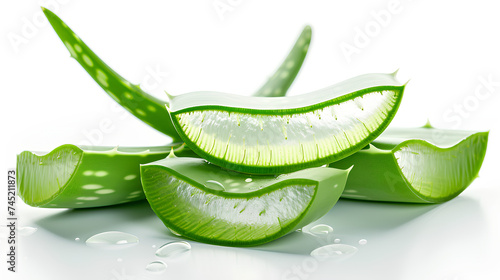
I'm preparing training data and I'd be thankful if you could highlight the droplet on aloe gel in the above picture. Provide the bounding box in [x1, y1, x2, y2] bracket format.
[245, 178, 252, 183]
[155, 241, 191, 258]
[85, 231, 139, 249]
[310, 244, 358, 259]
[204, 180, 225, 191]
[358, 239, 367, 245]
[19, 227, 37, 236]
[309, 224, 333, 235]
[145, 261, 167, 274]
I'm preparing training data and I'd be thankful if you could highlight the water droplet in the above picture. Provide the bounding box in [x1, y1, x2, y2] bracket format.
[309, 224, 333, 235]
[75, 237, 80, 242]
[310, 244, 358, 260]
[85, 231, 139, 249]
[19, 227, 37, 236]
[296, 228, 302, 232]
[145, 261, 167, 274]
[39, 161, 43, 165]
[204, 180, 225, 191]
[334, 238, 341, 243]
[358, 239, 367, 245]
[245, 178, 252, 183]
[155, 241, 191, 258]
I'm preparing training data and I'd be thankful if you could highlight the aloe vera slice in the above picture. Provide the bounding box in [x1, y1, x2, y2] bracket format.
[42, 9, 310, 141]
[17, 144, 196, 208]
[168, 73, 405, 174]
[329, 126, 489, 203]
[141, 157, 349, 246]
[254, 26, 311, 97]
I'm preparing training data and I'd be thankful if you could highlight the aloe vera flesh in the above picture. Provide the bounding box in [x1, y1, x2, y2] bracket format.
[17, 144, 196, 208]
[141, 157, 349, 246]
[329, 127, 489, 203]
[42, 9, 310, 142]
[169, 73, 405, 174]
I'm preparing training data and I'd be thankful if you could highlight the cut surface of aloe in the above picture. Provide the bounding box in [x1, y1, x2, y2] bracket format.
[329, 126, 489, 203]
[169, 73, 405, 174]
[42, 9, 310, 142]
[141, 157, 349, 246]
[17, 144, 195, 208]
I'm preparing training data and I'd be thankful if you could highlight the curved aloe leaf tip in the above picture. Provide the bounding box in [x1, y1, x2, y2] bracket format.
[41, 7, 181, 141]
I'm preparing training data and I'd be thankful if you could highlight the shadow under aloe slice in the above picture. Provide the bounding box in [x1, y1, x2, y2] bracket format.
[17, 144, 196, 208]
[168, 72, 405, 175]
[329, 126, 489, 203]
[140, 157, 350, 246]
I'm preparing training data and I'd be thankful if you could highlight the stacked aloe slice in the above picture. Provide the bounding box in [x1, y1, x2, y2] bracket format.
[17, 8, 488, 246]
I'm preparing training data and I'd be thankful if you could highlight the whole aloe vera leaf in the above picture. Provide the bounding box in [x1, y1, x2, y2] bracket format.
[254, 26, 311, 97]
[42, 8, 182, 142]
[168, 72, 405, 174]
[41, 8, 310, 140]
[329, 126, 489, 203]
[17, 144, 196, 208]
[140, 157, 349, 246]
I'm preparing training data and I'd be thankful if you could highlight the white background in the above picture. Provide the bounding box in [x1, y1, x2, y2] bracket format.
[1, 0, 500, 279]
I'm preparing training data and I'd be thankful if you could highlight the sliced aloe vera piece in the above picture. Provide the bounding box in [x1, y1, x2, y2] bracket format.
[17, 144, 196, 208]
[329, 126, 489, 203]
[254, 26, 311, 97]
[168, 73, 405, 174]
[141, 157, 349, 246]
[42, 9, 309, 140]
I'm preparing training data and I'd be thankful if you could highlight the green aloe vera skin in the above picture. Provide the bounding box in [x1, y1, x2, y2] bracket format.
[168, 73, 405, 175]
[141, 157, 350, 246]
[42, 8, 311, 142]
[329, 127, 489, 203]
[17, 144, 196, 208]
[254, 26, 311, 97]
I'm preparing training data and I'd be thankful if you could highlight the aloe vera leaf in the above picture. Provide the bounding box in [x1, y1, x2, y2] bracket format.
[42, 8, 309, 140]
[140, 157, 349, 246]
[329, 126, 489, 203]
[42, 8, 181, 141]
[253, 26, 311, 97]
[16, 144, 196, 208]
[168, 72, 405, 174]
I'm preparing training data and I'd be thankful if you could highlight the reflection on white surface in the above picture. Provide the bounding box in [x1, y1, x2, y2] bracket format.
[5, 180, 496, 280]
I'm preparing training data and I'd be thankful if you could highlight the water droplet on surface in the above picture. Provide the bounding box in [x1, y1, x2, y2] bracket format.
[145, 261, 167, 274]
[75, 237, 80, 242]
[359, 239, 367, 245]
[310, 244, 358, 260]
[296, 228, 302, 232]
[85, 231, 139, 249]
[245, 178, 252, 183]
[309, 224, 333, 235]
[334, 238, 341, 243]
[155, 241, 191, 258]
[19, 227, 37, 236]
[204, 180, 225, 191]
